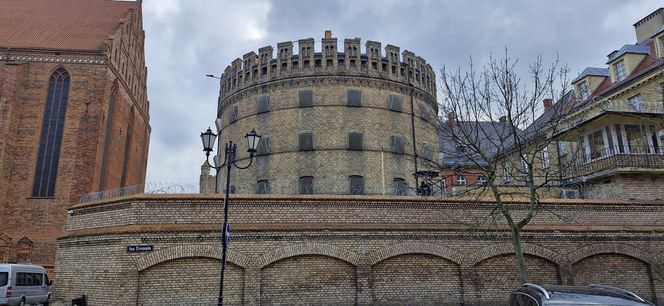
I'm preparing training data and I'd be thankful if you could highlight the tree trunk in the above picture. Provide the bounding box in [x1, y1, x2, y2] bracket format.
[510, 225, 529, 284]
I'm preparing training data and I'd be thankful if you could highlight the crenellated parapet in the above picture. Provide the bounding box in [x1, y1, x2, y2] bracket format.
[218, 33, 437, 102]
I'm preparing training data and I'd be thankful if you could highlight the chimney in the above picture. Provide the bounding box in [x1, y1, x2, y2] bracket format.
[447, 112, 456, 127]
[543, 99, 553, 110]
[324, 30, 332, 39]
[499, 116, 507, 123]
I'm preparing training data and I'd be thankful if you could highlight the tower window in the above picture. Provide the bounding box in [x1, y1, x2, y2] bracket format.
[299, 90, 313, 107]
[391, 135, 405, 155]
[256, 180, 270, 194]
[299, 176, 314, 194]
[256, 137, 271, 155]
[349, 175, 365, 195]
[393, 178, 408, 196]
[256, 96, 270, 114]
[299, 132, 314, 151]
[388, 95, 403, 112]
[347, 89, 362, 107]
[348, 132, 363, 150]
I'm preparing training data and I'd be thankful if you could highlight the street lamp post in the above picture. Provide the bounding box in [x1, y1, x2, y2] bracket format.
[201, 124, 261, 306]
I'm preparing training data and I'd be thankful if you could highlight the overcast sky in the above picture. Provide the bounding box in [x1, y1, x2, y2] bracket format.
[141, 0, 662, 186]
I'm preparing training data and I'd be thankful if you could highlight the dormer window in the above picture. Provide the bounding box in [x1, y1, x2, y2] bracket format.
[614, 60, 627, 82]
[578, 81, 589, 101]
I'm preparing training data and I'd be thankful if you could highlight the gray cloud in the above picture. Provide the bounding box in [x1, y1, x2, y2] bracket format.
[142, 0, 661, 185]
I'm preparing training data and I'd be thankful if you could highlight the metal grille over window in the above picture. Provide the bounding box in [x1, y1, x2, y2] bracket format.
[391, 135, 405, 154]
[256, 137, 271, 155]
[299, 176, 313, 194]
[299, 90, 313, 107]
[393, 178, 408, 195]
[388, 94, 403, 112]
[33, 68, 70, 197]
[349, 175, 365, 195]
[299, 132, 314, 151]
[256, 180, 270, 194]
[347, 89, 362, 107]
[348, 132, 363, 150]
[256, 96, 270, 113]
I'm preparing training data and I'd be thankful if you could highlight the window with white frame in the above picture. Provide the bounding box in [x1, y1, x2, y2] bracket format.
[456, 175, 466, 186]
[541, 147, 550, 168]
[614, 60, 627, 82]
[477, 175, 487, 185]
[578, 81, 589, 101]
[502, 160, 511, 182]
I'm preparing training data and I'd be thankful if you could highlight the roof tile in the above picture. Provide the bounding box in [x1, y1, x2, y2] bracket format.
[0, 0, 136, 51]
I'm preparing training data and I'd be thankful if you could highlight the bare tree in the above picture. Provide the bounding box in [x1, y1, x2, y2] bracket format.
[437, 49, 576, 283]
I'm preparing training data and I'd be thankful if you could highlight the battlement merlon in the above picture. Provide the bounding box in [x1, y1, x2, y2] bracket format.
[219, 35, 437, 100]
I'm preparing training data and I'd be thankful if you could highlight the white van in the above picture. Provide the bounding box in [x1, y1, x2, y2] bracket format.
[0, 264, 51, 306]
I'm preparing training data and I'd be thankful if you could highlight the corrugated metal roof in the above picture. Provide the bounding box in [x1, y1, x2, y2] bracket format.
[0, 0, 136, 52]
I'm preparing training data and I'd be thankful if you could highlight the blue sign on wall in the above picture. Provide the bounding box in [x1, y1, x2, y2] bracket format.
[127, 245, 154, 253]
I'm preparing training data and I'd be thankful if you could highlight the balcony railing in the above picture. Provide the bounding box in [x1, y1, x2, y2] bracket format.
[561, 145, 664, 181]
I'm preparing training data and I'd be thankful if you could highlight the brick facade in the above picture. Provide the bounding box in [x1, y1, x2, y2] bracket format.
[52, 195, 664, 305]
[0, 0, 149, 269]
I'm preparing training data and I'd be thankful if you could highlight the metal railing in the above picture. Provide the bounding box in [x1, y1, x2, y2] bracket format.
[561, 145, 664, 180]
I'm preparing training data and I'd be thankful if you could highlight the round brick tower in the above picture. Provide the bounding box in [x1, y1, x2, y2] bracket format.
[209, 32, 438, 195]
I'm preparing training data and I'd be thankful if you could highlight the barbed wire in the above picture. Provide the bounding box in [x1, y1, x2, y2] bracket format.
[79, 182, 200, 203]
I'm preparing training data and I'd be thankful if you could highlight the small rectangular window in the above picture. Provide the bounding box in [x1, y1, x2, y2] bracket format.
[388, 95, 403, 112]
[299, 90, 313, 107]
[456, 175, 466, 186]
[228, 105, 239, 122]
[0, 272, 7, 287]
[349, 175, 365, 195]
[391, 135, 405, 155]
[256, 180, 270, 194]
[256, 96, 270, 114]
[419, 103, 431, 121]
[299, 176, 313, 194]
[347, 89, 362, 107]
[348, 132, 363, 150]
[393, 178, 408, 195]
[422, 143, 433, 160]
[477, 175, 487, 185]
[256, 137, 271, 155]
[299, 132, 314, 151]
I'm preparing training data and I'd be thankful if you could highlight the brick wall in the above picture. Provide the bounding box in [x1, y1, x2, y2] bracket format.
[52, 195, 664, 305]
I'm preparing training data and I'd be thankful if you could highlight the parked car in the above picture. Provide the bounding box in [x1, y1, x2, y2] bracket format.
[509, 283, 655, 306]
[0, 264, 51, 306]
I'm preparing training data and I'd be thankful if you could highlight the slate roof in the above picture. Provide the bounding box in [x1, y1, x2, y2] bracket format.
[606, 44, 651, 64]
[572, 67, 609, 84]
[438, 120, 515, 168]
[0, 0, 136, 51]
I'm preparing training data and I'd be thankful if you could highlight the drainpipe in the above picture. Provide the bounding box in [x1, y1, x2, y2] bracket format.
[408, 65, 419, 188]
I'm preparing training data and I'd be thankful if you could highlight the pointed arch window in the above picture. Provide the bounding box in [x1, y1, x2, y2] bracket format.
[32, 68, 70, 197]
